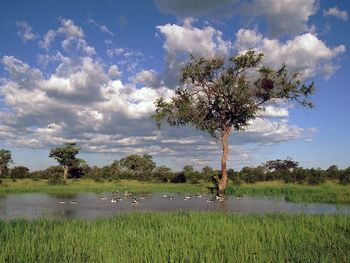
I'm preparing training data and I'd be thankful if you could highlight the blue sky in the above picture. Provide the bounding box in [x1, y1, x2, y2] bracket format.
[0, 0, 349, 171]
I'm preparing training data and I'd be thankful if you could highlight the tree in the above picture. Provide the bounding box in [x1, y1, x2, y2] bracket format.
[119, 154, 156, 180]
[265, 158, 299, 172]
[0, 149, 13, 176]
[49, 143, 80, 180]
[10, 166, 30, 179]
[153, 50, 314, 194]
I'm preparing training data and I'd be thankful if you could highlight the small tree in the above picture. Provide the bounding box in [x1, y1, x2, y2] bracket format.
[49, 143, 80, 180]
[153, 50, 314, 194]
[0, 149, 13, 176]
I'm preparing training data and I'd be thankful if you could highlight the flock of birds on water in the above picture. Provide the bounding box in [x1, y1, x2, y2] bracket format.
[58, 191, 243, 206]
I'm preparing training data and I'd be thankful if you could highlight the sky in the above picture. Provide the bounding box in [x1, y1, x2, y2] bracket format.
[0, 0, 349, 171]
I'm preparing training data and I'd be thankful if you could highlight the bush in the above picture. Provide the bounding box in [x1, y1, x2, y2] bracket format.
[339, 167, 350, 185]
[48, 174, 66, 185]
[227, 169, 242, 185]
[10, 166, 30, 179]
[170, 173, 187, 183]
[306, 168, 325, 185]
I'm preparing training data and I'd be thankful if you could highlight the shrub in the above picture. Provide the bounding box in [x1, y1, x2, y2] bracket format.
[10, 166, 30, 179]
[227, 169, 242, 185]
[170, 173, 187, 183]
[48, 174, 66, 185]
[306, 168, 325, 185]
[339, 167, 350, 185]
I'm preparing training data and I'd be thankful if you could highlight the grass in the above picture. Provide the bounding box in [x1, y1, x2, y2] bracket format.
[1, 179, 349, 204]
[227, 181, 350, 204]
[0, 212, 349, 262]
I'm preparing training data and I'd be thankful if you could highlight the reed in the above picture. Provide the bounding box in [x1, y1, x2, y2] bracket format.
[0, 213, 349, 262]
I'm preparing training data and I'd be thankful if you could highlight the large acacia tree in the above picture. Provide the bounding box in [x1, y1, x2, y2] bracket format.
[49, 142, 80, 180]
[153, 50, 314, 194]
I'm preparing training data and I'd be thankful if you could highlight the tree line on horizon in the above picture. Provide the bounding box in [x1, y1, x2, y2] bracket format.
[0, 146, 349, 186]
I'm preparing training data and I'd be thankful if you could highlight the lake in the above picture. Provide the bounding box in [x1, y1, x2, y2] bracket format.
[0, 192, 349, 220]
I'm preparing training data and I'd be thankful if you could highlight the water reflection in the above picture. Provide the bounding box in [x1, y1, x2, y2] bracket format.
[0, 192, 349, 220]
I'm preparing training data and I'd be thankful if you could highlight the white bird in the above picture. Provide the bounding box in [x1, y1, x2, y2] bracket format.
[59, 201, 65, 204]
[110, 198, 117, 203]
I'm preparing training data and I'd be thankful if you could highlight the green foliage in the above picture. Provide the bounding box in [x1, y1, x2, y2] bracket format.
[326, 165, 340, 180]
[153, 50, 314, 138]
[182, 165, 202, 184]
[10, 166, 30, 179]
[48, 174, 66, 185]
[152, 165, 173, 182]
[49, 143, 80, 178]
[0, 149, 13, 176]
[339, 167, 350, 185]
[119, 154, 156, 180]
[1, 213, 349, 262]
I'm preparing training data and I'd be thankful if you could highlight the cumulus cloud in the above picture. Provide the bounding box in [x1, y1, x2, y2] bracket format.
[16, 21, 38, 42]
[240, 0, 318, 37]
[234, 29, 346, 79]
[157, 18, 231, 86]
[323, 7, 348, 21]
[132, 69, 162, 88]
[1, 17, 323, 170]
[39, 18, 95, 55]
[155, 0, 318, 37]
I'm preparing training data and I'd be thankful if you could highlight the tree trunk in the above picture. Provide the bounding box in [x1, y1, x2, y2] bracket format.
[63, 166, 69, 180]
[218, 128, 230, 196]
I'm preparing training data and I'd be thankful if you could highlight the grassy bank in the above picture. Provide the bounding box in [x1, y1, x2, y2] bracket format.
[1, 179, 349, 204]
[227, 181, 350, 204]
[0, 213, 349, 262]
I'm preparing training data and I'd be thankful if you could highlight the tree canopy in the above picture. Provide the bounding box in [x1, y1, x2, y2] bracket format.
[0, 149, 13, 176]
[153, 50, 314, 194]
[49, 142, 80, 179]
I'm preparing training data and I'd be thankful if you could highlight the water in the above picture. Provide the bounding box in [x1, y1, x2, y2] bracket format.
[0, 192, 349, 220]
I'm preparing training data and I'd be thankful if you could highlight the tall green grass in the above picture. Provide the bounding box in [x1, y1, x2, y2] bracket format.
[0, 213, 349, 262]
[227, 181, 350, 204]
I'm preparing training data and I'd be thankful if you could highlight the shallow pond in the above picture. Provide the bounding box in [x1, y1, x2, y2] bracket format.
[0, 192, 349, 220]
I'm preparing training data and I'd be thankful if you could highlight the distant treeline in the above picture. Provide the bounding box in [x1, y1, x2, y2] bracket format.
[1, 154, 349, 185]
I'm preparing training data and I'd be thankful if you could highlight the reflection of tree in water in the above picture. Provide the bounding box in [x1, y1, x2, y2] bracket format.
[218, 198, 228, 212]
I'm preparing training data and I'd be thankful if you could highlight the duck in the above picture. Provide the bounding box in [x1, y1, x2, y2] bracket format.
[70, 200, 77, 204]
[163, 194, 169, 198]
[194, 194, 202, 198]
[132, 198, 139, 205]
[100, 197, 107, 200]
[110, 198, 118, 203]
[124, 191, 132, 196]
[236, 195, 243, 200]
[59, 201, 65, 204]
[140, 197, 146, 200]
[207, 199, 214, 203]
[216, 196, 226, 202]
[184, 196, 191, 201]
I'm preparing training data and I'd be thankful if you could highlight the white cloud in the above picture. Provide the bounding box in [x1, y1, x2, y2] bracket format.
[155, 0, 318, 37]
[234, 29, 346, 79]
[108, 65, 122, 78]
[87, 18, 114, 36]
[39, 18, 95, 55]
[132, 69, 162, 88]
[16, 21, 38, 42]
[157, 19, 231, 86]
[240, 0, 318, 37]
[324, 7, 348, 21]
